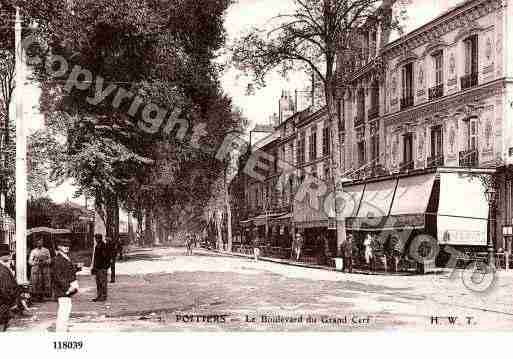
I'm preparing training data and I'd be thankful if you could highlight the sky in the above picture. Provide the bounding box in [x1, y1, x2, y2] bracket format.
[22, 0, 461, 205]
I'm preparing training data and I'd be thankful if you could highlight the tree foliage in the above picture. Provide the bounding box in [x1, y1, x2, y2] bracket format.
[14, 0, 243, 241]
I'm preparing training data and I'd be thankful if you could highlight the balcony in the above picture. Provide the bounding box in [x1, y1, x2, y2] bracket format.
[400, 96, 414, 110]
[427, 155, 444, 167]
[428, 84, 444, 100]
[460, 73, 478, 90]
[370, 164, 387, 177]
[355, 112, 365, 127]
[459, 149, 479, 167]
[368, 106, 379, 120]
[399, 160, 414, 171]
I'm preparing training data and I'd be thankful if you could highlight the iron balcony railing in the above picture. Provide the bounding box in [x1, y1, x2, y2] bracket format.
[368, 106, 379, 120]
[459, 149, 479, 167]
[355, 112, 365, 127]
[427, 155, 444, 167]
[460, 73, 478, 90]
[428, 84, 444, 100]
[400, 95, 414, 110]
[399, 160, 414, 171]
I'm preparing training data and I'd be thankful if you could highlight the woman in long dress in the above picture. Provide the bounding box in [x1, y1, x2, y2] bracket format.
[29, 239, 52, 301]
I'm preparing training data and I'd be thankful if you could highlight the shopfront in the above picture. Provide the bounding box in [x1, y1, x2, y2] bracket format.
[343, 168, 492, 267]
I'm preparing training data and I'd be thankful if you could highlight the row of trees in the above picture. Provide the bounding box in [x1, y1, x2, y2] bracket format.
[0, 0, 246, 245]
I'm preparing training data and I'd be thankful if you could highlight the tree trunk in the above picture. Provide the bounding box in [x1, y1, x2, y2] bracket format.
[224, 181, 233, 252]
[325, 81, 347, 256]
[136, 207, 143, 246]
[153, 214, 160, 246]
[215, 209, 223, 250]
[144, 208, 153, 246]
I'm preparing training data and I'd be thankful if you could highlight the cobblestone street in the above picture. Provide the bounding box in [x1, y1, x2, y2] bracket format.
[8, 246, 513, 332]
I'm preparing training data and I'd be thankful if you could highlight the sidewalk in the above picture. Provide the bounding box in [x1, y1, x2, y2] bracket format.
[198, 248, 443, 276]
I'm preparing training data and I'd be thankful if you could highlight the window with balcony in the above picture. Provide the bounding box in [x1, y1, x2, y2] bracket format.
[370, 31, 377, 58]
[323, 161, 331, 180]
[401, 63, 414, 110]
[428, 125, 444, 167]
[401, 133, 414, 170]
[369, 81, 379, 120]
[461, 35, 478, 89]
[322, 126, 331, 157]
[311, 163, 318, 179]
[297, 134, 305, 166]
[460, 118, 479, 166]
[429, 51, 444, 100]
[357, 140, 366, 167]
[370, 132, 379, 166]
[309, 131, 317, 161]
[356, 88, 365, 126]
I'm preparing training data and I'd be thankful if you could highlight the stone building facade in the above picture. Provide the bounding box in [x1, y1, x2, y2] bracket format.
[239, 0, 513, 264]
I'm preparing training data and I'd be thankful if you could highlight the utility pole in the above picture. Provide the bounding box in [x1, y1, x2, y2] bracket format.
[15, 6, 28, 284]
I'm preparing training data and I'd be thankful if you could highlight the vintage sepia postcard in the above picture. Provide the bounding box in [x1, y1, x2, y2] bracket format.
[0, 0, 512, 351]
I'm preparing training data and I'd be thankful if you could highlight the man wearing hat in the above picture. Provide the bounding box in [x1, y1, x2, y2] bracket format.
[52, 238, 79, 332]
[91, 234, 111, 302]
[0, 244, 19, 331]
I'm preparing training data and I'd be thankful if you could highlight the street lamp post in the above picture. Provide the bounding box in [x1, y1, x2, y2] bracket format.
[502, 225, 512, 271]
[484, 185, 497, 267]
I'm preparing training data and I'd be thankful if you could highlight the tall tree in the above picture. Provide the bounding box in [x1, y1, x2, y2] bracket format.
[21, 0, 242, 244]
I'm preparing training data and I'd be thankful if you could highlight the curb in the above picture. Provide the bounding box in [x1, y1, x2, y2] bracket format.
[197, 248, 443, 276]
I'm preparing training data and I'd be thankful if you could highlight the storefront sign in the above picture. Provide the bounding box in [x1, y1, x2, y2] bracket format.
[440, 229, 486, 245]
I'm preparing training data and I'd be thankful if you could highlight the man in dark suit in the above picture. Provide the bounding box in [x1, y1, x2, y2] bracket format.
[52, 238, 79, 332]
[107, 237, 119, 283]
[92, 234, 111, 301]
[0, 244, 19, 332]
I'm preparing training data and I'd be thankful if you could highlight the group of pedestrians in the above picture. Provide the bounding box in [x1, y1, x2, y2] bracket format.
[184, 234, 196, 256]
[0, 232, 121, 332]
[0, 239, 80, 332]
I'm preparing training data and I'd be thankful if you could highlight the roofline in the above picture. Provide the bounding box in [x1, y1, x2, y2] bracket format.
[382, 0, 487, 56]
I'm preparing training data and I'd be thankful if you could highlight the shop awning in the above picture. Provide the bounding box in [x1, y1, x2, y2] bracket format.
[340, 183, 365, 218]
[251, 212, 288, 226]
[240, 219, 253, 228]
[387, 173, 437, 230]
[437, 171, 489, 245]
[273, 213, 292, 226]
[346, 179, 397, 231]
[345, 173, 437, 231]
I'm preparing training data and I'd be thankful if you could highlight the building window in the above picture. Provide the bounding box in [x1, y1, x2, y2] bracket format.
[434, 52, 443, 85]
[369, 31, 377, 58]
[429, 51, 444, 99]
[297, 134, 305, 166]
[460, 118, 479, 166]
[464, 35, 478, 75]
[356, 88, 365, 125]
[322, 126, 331, 157]
[431, 126, 443, 157]
[323, 161, 331, 179]
[370, 122, 379, 165]
[369, 81, 379, 119]
[462, 35, 478, 89]
[309, 130, 317, 161]
[357, 140, 366, 167]
[401, 63, 414, 109]
[402, 133, 413, 170]
[429, 125, 443, 166]
[467, 118, 478, 151]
